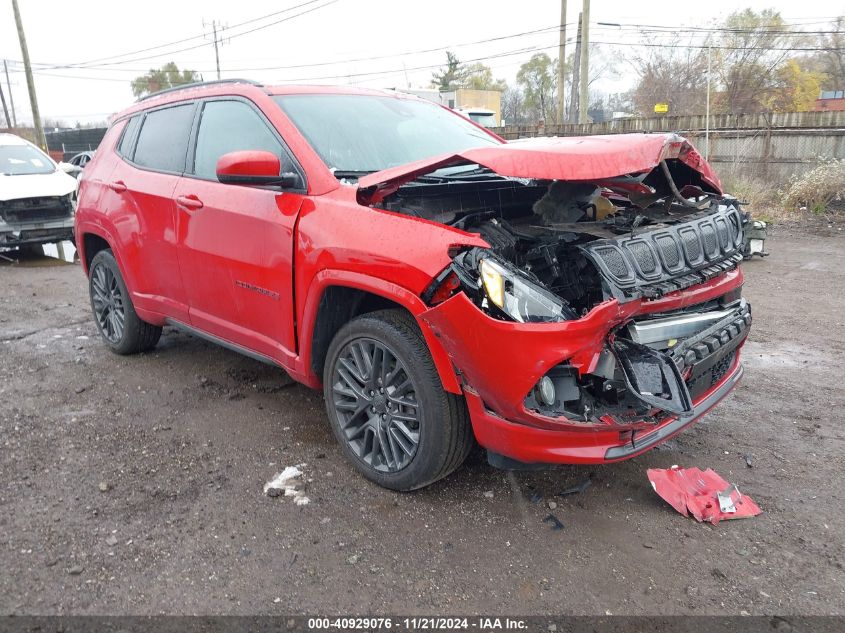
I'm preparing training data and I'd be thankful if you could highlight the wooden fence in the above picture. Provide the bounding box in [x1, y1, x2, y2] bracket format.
[490, 111, 845, 182]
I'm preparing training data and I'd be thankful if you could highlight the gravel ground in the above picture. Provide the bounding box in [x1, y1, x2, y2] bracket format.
[0, 232, 842, 616]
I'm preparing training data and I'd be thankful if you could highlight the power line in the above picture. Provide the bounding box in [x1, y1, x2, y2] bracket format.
[19, 19, 843, 77]
[38, 0, 329, 70]
[26, 24, 572, 74]
[17, 35, 845, 87]
[18, 16, 842, 73]
[10, 16, 844, 88]
[61, 0, 341, 69]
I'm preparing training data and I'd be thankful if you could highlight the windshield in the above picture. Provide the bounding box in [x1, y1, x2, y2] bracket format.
[274, 94, 501, 174]
[0, 143, 55, 176]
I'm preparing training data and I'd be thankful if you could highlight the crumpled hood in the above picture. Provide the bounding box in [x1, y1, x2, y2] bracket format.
[357, 133, 720, 205]
[0, 169, 78, 202]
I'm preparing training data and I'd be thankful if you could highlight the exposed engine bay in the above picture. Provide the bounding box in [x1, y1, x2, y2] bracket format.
[374, 155, 750, 427]
[380, 157, 746, 320]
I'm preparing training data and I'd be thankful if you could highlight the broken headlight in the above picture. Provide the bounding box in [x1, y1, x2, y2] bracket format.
[479, 258, 575, 323]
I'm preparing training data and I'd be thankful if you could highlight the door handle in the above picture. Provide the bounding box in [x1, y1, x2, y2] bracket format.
[108, 180, 127, 193]
[176, 194, 204, 210]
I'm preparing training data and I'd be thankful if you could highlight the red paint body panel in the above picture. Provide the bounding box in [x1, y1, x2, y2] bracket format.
[215, 150, 280, 178]
[172, 176, 302, 360]
[421, 268, 743, 430]
[76, 83, 746, 468]
[647, 466, 762, 525]
[358, 133, 721, 203]
[465, 354, 743, 464]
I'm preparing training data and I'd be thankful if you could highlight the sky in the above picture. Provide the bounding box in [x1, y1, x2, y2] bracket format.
[1, 0, 842, 126]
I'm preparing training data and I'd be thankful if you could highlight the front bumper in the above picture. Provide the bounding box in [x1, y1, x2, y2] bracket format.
[0, 218, 75, 247]
[421, 268, 748, 465]
[465, 358, 743, 465]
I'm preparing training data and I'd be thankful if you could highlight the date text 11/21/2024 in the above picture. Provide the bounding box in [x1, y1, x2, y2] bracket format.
[306, 617, 528, 630]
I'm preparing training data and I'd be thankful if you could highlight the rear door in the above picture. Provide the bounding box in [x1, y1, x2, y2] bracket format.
[108, 103, 195, 322]
[173, 97, 305, 361]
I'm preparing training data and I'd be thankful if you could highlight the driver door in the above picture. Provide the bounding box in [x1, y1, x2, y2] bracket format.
[174, 98, 305, 360]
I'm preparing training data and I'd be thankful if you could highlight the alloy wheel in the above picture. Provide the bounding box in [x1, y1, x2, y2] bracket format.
[91, 263, 125, 344]
[331, 338, 421, 472]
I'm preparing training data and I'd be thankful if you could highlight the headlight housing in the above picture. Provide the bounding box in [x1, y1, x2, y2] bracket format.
[479, 257, 575, 323]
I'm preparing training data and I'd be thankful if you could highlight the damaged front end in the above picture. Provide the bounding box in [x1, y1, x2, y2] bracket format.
[363, 134, 752, 463]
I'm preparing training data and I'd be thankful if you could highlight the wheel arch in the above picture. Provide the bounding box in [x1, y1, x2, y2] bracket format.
[80, 232, 112, 274]
[300, 270, 462, 394]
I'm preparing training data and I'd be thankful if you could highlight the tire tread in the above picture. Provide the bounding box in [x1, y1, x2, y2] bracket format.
[323, 308, 473, 490]
[89, 249, 162, 355]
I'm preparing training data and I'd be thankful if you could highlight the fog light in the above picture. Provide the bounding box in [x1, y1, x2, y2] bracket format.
[536, 376, 556, 406]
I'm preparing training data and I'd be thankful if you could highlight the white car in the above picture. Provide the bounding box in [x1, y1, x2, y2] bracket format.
[0, 133, 77, 249]
[454, 107, 497, 128]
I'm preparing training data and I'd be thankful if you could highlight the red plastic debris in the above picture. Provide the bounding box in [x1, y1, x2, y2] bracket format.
[647, 466, 762, 525]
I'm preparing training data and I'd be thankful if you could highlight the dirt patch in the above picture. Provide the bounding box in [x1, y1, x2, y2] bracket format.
[0, 235, 842, 615]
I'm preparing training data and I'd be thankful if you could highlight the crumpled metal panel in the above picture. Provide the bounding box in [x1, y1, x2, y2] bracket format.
[647, 466, 762, 525]
[357, 133, 721, 204]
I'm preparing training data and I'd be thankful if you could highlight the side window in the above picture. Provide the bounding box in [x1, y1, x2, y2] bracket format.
[193, 100, 291, 180]
[116, 115, 141, 158]
[133, 104, 194, 172]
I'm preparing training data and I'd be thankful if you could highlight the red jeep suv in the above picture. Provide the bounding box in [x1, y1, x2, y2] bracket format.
[75, 80, 751, 490]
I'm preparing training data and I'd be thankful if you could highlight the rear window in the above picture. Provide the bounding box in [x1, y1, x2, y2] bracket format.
[117, 116, 141, 158]
[133, 104, 194, 173]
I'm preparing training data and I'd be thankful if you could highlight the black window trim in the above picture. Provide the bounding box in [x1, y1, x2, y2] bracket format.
[115, 114, 142, 161]
[120, 100, 198, 176]
[183, 95, 307, 194]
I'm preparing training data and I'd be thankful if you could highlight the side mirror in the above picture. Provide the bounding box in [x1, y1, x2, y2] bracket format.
[57, 162, 76, 174]
[215, 150, 300, 188]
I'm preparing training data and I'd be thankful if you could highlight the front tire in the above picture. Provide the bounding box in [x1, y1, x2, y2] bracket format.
[323, 309, 472, 491]
[88, 249, 161, 354]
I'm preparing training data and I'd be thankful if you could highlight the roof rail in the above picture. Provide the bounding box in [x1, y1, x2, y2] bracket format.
[136, 78, 263, 102]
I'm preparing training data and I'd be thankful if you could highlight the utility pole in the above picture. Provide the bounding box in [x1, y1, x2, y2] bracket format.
[11, 0, 46, 148]
[568, 13, 581, 124]
[4, 60, 16, 127]
[578, 0, 590, 124]
[556, 0, 567, 124]
[0, 79, 10, 128]
[204, 19, 222, 80]
[705, 43, 712, 160]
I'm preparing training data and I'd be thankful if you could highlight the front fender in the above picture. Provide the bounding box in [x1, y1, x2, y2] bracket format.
[295, 269, 462, 394]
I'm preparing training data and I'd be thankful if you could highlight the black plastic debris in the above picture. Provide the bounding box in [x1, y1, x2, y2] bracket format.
[558, 477, 592, 497]
[743, 453, 753, 468]
[543, 514, 565, 530]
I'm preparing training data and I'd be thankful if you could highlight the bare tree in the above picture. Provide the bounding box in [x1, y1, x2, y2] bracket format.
[812, 16, 845, 90]
[715, 9, 795, 113]
[501, 85, 525, 125]
[629, 35, 710, 116]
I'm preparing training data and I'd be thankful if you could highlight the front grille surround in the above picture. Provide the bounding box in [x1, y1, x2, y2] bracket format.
[578, 205, 745, 302]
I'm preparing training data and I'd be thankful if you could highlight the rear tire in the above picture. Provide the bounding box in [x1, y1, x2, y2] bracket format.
[88, 249, 161, 354]
[323, 309, 473, 491]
